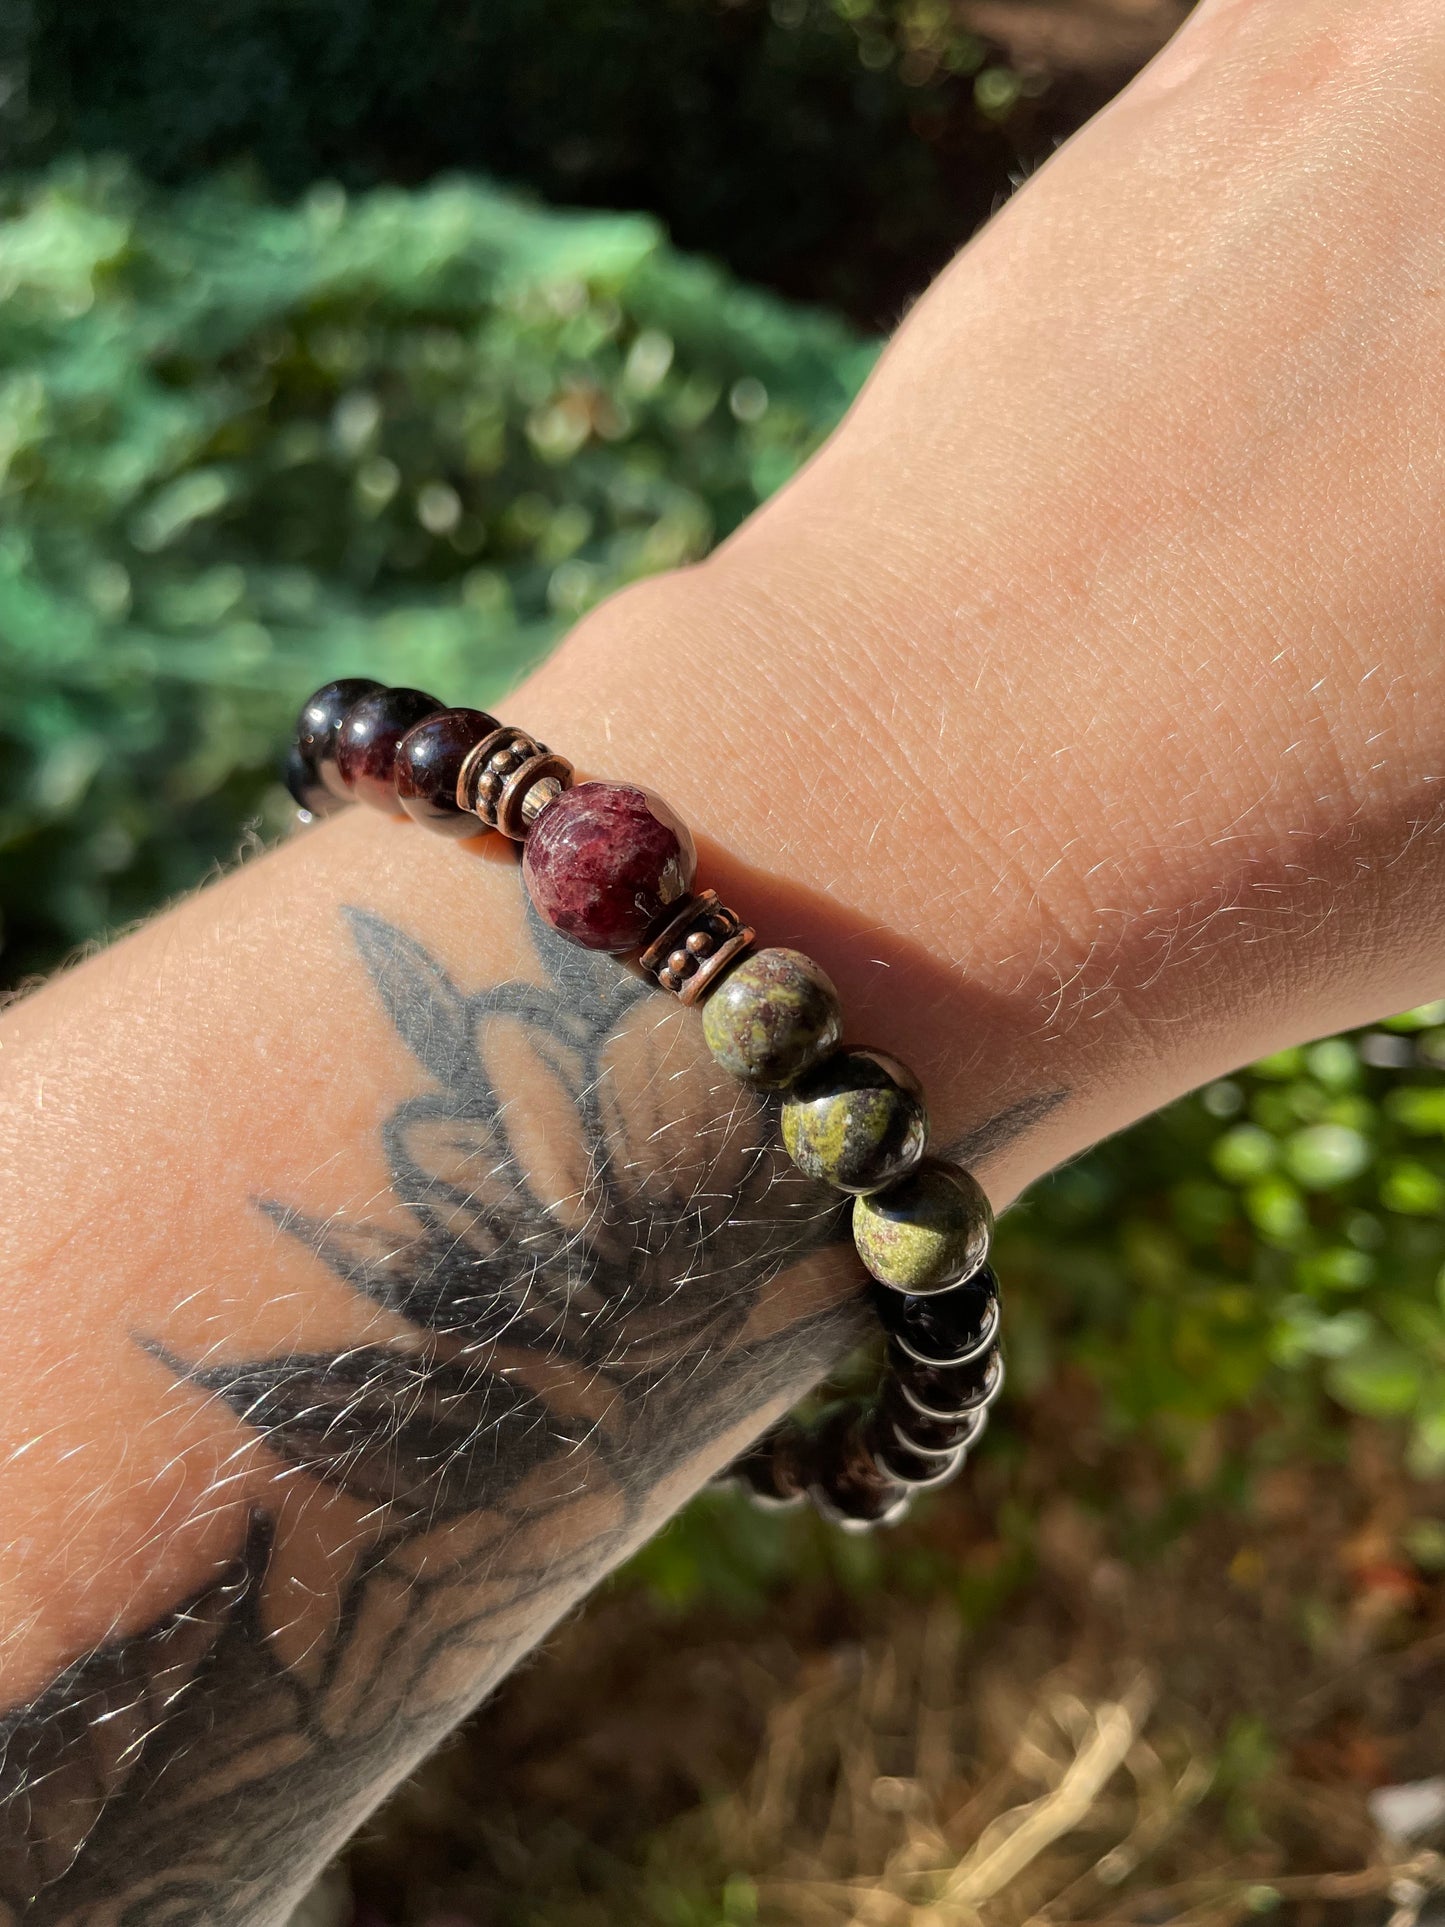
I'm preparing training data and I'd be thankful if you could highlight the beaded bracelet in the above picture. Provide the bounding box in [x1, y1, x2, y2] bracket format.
[287, 679, 1005, 1532]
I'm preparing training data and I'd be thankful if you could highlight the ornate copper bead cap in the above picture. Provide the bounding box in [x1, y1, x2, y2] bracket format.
[455, 725, 574, 840]
[638, 890, 756, 1005]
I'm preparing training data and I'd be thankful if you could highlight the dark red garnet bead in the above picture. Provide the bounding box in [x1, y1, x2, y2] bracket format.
[285, 741, 344, 819]
[294, 677, 383, 801]
[335, 687, 443, 814]
[521, 781, 697, 952]
[395, 707, 500, 837]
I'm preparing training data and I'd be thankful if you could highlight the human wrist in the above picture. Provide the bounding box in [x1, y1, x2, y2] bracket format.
[504, 560, 1075, 1208]
[504, 0, 1445, 1193]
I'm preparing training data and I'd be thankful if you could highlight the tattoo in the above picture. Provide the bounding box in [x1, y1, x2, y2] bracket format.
[0, 905, 1064, 1924]
[0, 907, 864, 1924]
[944, 1088, 1068, 1169]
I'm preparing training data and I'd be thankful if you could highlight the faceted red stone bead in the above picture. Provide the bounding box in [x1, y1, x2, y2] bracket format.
[395, 707, 500, 836]
[522, 781, 697, 952]
[335, 687, 442, 813]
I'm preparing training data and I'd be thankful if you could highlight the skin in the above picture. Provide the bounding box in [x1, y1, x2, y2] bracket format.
[4, 0, 1445, 1913]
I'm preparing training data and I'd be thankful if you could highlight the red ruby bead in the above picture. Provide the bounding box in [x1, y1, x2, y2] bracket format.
[522, 781, 697, 952]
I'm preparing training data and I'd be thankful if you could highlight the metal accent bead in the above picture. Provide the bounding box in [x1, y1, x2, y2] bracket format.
[456, 725, 574, 840]
[521, 776, 565, 825]
[852, 1159, 994, 1295]
[638, 891, 756, 1005]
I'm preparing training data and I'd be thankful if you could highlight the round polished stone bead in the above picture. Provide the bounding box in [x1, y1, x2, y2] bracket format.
[731, 1424, 810, 1510]
[806, 1403, 910, 1531]
[335, 686, 443, 813]
[872, 1426, 971, 1490]
[891, 1341, 1004, 1420]
[701, 948, 843, 1090]
[874, 1266, 1000, 1366]
[294, 677, 383, 801]
[284, 741, 344, 819]
[780, 1047, 927, 1194]
[521, 780, 697, 952]
[395, 707, 500, 837]
[881, 1373, 990, 1454]
[852, 1159, 994, 1295]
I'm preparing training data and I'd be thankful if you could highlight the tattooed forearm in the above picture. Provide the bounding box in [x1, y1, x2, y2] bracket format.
[0, 907, 862, 1925]
[0, 906, 1062, 1925]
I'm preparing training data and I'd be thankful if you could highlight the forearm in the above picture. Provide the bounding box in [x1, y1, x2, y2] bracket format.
[7, 0, 1445, 1916]
[0, 831, 876, 1923]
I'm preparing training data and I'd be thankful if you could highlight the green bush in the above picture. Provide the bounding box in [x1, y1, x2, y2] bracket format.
[1012, 1017, 1445, 1473]
[0, 158, 873, 981]
[5, 0, 1059, 325]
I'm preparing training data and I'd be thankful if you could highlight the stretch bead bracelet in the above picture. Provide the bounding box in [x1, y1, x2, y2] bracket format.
[287, 679, 1006, 1532]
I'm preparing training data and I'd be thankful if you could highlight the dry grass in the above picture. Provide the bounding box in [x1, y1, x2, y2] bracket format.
[348, 1419, 1445, 1927]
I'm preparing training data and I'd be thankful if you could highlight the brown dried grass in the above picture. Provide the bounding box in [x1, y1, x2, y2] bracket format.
[350, 1421, 1445, 1927]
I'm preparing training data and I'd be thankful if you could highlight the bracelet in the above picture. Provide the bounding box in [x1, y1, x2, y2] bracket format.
[287, 679, 1005, 1532]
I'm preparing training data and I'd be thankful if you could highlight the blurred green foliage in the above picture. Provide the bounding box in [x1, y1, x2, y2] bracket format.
[5, 0, 1065, 326]
[1015, 1013, 1445, 1473]
[0, 159, 872, 981]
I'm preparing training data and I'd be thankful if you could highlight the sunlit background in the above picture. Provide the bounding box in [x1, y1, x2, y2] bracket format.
[8, 5, 1445, 1925]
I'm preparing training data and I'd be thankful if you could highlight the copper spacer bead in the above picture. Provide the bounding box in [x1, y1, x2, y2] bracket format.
[456, 726, 574, 840]
[637, 890, 755, 1005]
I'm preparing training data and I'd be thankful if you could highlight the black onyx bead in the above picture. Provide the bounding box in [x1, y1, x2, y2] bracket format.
[395, 707, 500, 837]
[284, 741, 343, 819]
[872, 1426, 970, 1490]
[806, 1403, 909, 1531]
[880, 1374, 988, 1455]
[294, 677, 383, 802]
[890, 1340, 1004, 1421]
[335, 686, 443, 813]
[873, 1267, 1000, 1367]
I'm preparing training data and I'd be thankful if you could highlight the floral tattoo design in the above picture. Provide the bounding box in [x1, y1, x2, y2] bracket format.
[0, 906, 861, 1926]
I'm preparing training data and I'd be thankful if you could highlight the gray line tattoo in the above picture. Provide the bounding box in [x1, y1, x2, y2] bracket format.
[0, 905, 1066, 1925]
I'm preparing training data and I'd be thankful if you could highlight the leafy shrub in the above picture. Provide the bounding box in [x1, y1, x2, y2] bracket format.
[5, 0, 1069, 326]
[1012, 1012, 1445, 1474]
[0, 158, 873, 981]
